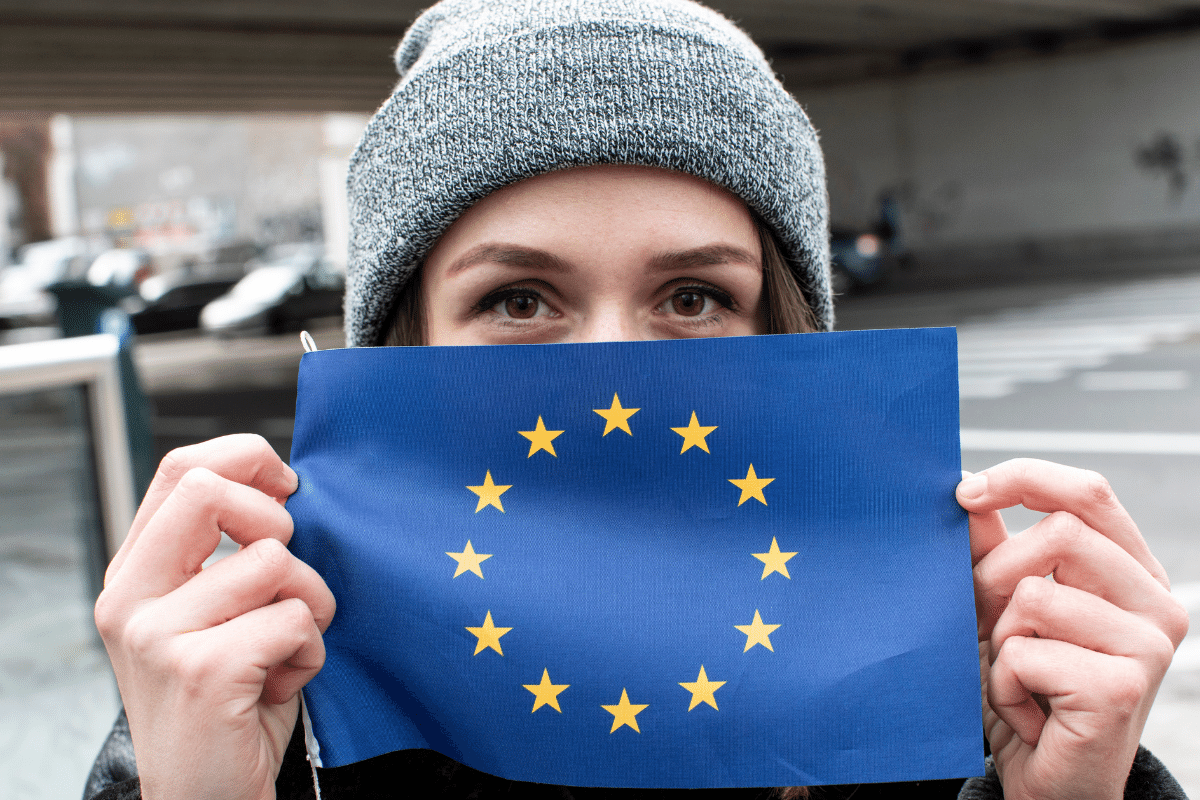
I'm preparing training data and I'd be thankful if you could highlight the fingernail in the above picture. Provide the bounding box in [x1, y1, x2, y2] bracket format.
[958, 474, 987, 500]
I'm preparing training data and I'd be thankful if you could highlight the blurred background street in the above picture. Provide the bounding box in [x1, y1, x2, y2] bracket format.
[3, 0, 1200, 797]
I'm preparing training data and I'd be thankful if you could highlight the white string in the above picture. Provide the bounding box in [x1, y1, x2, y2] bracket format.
[300, 330, 318, 353]
[300, 694, 323, 799]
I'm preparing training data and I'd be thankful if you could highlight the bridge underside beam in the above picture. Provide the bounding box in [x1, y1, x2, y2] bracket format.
[0, 21, 401, 113]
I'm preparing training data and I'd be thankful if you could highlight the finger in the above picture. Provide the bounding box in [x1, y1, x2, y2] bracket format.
[988, 635, 1147, 750]
[182, 597, 327, 707]
[110, 468, 295, 605]
[962, 470, 1010, 567]
[154, 538, 336, 635]
[110, 435, 297, 580]
[974, 511, 1186, 643]
[956, 459, 1167, 588]
[990, 576, 1177, 672]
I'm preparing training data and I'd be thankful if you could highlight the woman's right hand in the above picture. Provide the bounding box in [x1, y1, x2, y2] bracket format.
[94, 435, 336, 800]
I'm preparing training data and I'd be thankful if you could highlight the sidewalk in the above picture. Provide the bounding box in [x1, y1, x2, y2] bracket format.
[0, 392, 120, 800]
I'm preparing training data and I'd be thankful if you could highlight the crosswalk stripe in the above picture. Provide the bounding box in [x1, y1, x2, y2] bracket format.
[957, 274, 1200, 398]
[961, 429, 1200, 454]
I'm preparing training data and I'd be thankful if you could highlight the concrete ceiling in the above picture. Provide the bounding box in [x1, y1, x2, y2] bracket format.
[4, 0, 1200, 112]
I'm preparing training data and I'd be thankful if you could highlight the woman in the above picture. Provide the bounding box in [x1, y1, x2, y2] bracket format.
[87, 1, 1189, 799]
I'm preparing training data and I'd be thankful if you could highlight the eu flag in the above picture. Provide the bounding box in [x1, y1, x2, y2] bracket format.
[286, 329, 983, 788]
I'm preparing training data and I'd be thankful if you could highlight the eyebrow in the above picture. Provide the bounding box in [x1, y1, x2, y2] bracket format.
[648, 244, 758, 272]
[446, 244, 572, 277]
[446, 242, 759, 277]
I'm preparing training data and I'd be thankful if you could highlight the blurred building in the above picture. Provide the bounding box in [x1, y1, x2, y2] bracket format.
[64, 113, 366, 273]
[0, 113, 52, 265]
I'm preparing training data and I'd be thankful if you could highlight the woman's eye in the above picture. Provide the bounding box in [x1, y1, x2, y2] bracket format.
[502, 295, 540, 319]
[671, 291, 709, 317]
[482, 290, 551, 320]
[664, 288, 728, 318]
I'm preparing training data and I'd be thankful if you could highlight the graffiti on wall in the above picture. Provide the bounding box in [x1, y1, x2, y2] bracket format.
[1135, 132, 1196, 203]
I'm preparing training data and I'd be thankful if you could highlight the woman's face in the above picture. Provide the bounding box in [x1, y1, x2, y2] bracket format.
[420, 165, 766, 345]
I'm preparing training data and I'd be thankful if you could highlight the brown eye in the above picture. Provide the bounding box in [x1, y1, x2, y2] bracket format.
[671, 291, 706, 317]
[504, 295, 539, 319]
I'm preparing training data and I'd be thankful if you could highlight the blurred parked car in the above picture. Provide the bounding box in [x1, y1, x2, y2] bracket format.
[0, 237, 98, 329]
[129, 274, 241, 335]
[200, 249, 344, 336]
[86, 248, 155, 292]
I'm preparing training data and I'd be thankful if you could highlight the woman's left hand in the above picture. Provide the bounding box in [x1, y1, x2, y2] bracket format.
[958, 459, 1189, 800]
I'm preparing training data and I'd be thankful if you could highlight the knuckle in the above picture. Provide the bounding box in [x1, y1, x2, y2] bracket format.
[1098, 662, 1148, 713]
[171, 642, 225, 695]
[1011, 575, 1053, 616]
[93, 589, 123, 640]
[122, 610, 166, 664]
[1007, 458, 1041, 486]
[238, 433, 282, 477]
[1163, 598, 1190, 648]
[993, 633, 1028, 670]
[1081, 469, 1117, 508]
[248, 536, 292, 573]
[246, 433, 276, 460]
[1042, 510, 1087, 551]
[154, 446, 196, 487]
[274, 598, 316, 645]
[1146, 628, 1177, 674]
[173, 467, 226, 512]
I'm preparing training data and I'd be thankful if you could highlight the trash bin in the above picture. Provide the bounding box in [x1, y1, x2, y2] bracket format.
[47, 281, 154, 503]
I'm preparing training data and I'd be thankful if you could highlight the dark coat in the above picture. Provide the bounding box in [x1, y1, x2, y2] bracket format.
[85, 707, 1188, 800]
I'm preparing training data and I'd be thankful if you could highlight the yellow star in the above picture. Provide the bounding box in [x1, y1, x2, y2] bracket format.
[593, 393, 639, 436]
[465, 610, 511, 656]
[679, 665, 726, 711]
[728, 464, 774, 506]
[735, 609, 780, 652]
[446, 540, 492, 579]
[523, 669, 570, 713]
[601, 688, 649, 733]
[467, 470, 511, 513]
[518, 416, 564, 457]
[670, 411, 718, 454]
[752, 537, 797, 580]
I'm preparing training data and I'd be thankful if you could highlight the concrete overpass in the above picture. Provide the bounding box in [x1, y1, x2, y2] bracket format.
[4, 1, 1200, 111]
[6, 1, 1200, 285]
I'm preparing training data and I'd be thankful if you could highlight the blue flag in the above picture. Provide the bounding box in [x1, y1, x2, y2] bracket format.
[287, 329, 983, 788]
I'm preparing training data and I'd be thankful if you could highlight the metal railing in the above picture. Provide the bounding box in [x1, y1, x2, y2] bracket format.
[0, 334, 135, 564]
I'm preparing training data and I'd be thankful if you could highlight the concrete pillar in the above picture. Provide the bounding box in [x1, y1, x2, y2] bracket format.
[0, 152, 9, 267]
[48, 114, 79, 239]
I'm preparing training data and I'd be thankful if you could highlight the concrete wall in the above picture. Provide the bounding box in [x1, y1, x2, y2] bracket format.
[791, 33, 1200, 276]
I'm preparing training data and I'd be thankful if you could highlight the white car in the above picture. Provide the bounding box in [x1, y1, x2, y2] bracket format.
[200, 251, 343, 336]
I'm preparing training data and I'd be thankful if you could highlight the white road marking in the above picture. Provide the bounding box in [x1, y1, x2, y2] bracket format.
[961, 429, 1200, 454]
[957, 274, 1200, 398]
[1076, 370, 1191, 391]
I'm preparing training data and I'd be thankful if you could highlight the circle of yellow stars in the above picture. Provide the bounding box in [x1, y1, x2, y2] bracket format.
[446, 392, 798, 733]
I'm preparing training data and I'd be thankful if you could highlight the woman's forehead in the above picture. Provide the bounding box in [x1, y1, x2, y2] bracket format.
[430, 165, 758, 256]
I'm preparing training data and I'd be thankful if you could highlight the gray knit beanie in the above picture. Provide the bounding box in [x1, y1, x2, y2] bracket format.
[346, 0, 831, 347]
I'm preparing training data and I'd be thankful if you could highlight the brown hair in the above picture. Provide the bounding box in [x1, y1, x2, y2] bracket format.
[383, 217, 818, 346]
[758, 217, 819, 336]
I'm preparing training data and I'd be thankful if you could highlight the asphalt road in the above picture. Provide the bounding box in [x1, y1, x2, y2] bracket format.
[131, 273, 1200, 791]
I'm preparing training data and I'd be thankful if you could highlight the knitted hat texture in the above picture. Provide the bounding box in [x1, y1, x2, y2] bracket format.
[346, 0, 831, 347]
